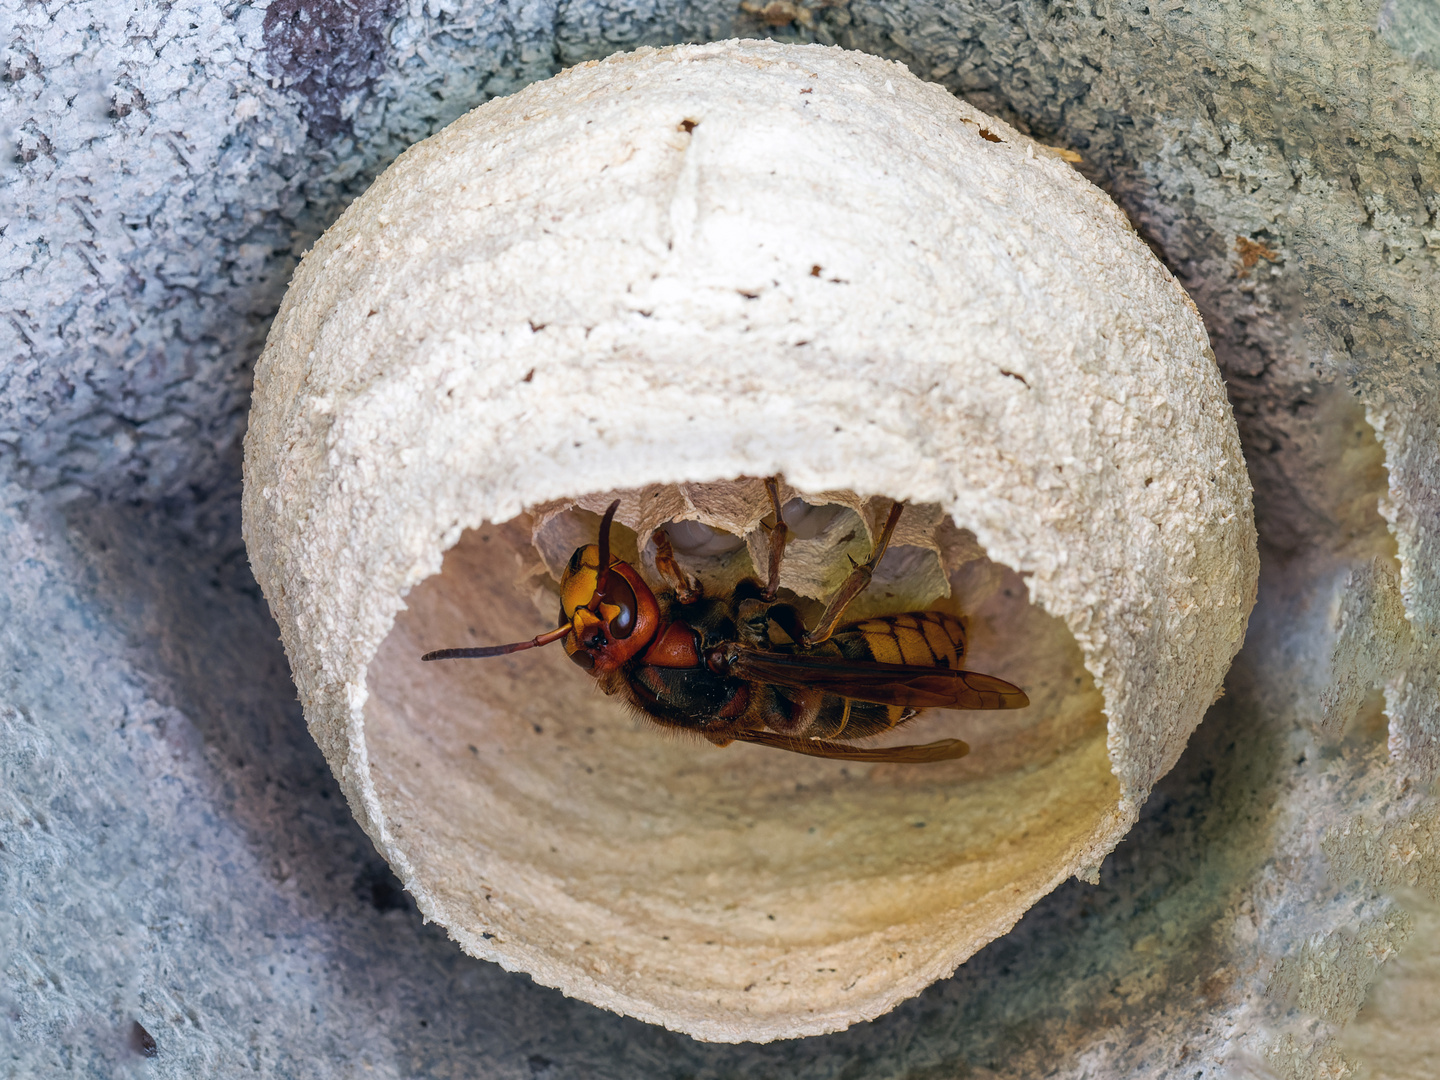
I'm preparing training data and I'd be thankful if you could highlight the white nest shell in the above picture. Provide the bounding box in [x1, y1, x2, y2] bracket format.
[242, 40, 1258, 1042]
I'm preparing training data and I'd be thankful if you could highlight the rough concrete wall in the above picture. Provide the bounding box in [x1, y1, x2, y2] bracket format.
[2, 0, 1437, 1076]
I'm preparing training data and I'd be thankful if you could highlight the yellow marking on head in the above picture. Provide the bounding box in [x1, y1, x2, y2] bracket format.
[560, 545, 601, 617]
[567, 606, 604, 641]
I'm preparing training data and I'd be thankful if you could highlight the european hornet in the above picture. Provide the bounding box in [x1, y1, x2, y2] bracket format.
[423, 480, 1029, 763]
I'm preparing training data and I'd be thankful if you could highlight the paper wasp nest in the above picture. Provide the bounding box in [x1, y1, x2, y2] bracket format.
[242, 40, 1257, 1041]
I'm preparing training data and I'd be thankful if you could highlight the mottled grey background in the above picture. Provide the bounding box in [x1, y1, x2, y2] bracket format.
[3, 0, 1438, 1076]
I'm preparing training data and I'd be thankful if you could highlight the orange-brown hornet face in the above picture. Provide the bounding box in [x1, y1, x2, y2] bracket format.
[558, 545, 660, 675]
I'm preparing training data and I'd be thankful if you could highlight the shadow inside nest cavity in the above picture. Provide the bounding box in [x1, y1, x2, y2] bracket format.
[55, 473, 1285, 1078]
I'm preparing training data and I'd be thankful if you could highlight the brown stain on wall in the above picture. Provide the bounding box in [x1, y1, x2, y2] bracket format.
[1234, 235, 1280, 278]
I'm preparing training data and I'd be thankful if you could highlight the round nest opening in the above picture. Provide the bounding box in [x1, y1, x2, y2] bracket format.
[366, 480, 1112, 1035]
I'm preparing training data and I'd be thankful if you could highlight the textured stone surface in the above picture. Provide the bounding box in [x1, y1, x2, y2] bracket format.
[3, 0, 1437, 1074]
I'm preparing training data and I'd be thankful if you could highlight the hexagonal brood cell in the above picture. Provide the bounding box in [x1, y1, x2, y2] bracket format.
[241, 40, 1257, 1041]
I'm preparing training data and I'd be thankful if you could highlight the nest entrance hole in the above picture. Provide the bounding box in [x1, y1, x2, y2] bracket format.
[364, 480, 1117, 1016]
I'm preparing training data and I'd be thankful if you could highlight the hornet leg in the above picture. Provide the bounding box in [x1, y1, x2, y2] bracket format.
[652, 528, 701, 604]
[762, 476, 789, 601]
[803, 500, 905, 647]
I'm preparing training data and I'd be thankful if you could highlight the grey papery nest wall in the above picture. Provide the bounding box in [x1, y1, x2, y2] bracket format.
[2, 2, 1437, 1077]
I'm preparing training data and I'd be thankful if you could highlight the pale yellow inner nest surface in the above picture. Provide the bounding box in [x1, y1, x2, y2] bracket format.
[364, 487, 1119, 1020]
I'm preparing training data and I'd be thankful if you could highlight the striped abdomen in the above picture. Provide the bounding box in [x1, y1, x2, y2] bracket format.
[840, 611, 967, 670]
[791, 612, 968, 739]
